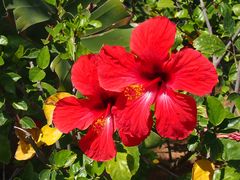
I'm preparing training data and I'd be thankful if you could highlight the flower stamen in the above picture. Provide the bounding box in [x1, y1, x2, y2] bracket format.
[92, 118, 105, 134]
[124, 84, 145, 100]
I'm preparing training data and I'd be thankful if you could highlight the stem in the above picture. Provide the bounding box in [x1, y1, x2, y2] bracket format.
[199, 0, 217, 63]
[213, 27, 240, 67]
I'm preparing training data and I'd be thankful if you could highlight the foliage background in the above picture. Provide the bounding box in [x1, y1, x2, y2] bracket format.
[0, 0, 240, 179]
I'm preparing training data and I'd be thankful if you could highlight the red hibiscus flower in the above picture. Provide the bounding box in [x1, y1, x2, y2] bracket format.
[97, 16, 218, 146]
[53, 54, 117, 161]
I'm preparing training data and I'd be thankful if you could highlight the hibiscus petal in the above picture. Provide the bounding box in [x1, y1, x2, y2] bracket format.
[98, 45, 146, 92]
[79, 116, 116, 161]
[53, 96, 102, 133]
[71, 54, 102, 96]
[114, 91, 156, 146]
[165, 48, 218, 96]
[130, 16, 176, 63]
[155, 88, 197, 140]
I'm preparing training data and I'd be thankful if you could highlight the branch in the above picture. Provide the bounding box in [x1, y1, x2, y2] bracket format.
[199, 0, 217, 62]
[199, 0, 212, 34]
[213, 27, 240, 67]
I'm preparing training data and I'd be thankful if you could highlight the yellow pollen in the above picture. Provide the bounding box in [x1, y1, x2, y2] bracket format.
[124, 84, 144, 100]
[92, 118, 105, 134]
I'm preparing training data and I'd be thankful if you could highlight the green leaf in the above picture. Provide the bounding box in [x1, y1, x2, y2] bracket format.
[50, 150, 77, 168]
[20, 116, 36, 129]
[0, 134, 11, 164]
[50, 55, 71, 86]
[143, 131, 163, 148]
[224, 11, 235, 35]
[82, 28, 132, 53]
[44, 0, 56, 6]
[6, 0, 51, 31]
[221, 139, 240, 161]
[0, 35, 8, 46]
[29, 67, 46, 82]
[0, 112, 8, 126]
[193, 34, 225, 57]
[157, 0, 175, 9]
[37, 46, 50, 69]
[12, 101, 28, 111]
[86, 161, 105, 177]
[0, 56, 4, 66]
[39, 169, 51, 180]
[0, 97, 5, 109]
[233, 4, 240, 16]
[207, 96, 226, 126]
[15, 45, 25, 59]
[6, 72, 22, 82]
[234, 38, 240, 51]
[214, 166, 240, 180]
[69, 162, 87, 178]
[125, 146, 140, 175]
[39, 82, 56, 95]
[87, 0, 130, 34]
[105, 152, 132, 180]
[193, 7, 205, 26]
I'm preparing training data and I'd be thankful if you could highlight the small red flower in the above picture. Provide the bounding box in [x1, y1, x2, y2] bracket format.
[53, 55, 117, 161]
[98, 16, 218, 145]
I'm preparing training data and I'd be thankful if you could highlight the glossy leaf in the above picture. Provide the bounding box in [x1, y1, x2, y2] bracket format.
[6, 0, 51, 31]
[29, 67, 46, 82]
[125, 146, 140, 175]
[224, 11, 235, 34]
[87, 0, 130, 34]
[193, 34, 225, 57]
[82, 28, 132, 53]
[213, 166, 240, 180]
[12, 101, 28, 111]
[157, 0, 175, 9]
[37, 46, 50, 69]
[39, 169, 51, 180]
[233, 4, 240, 16]
[143, 131, 163, 148]
[0, 112, 7, 126]
[105, 152, 132, 180]
[7, 72, 22, 82]
[207, 96, 226, 126]
[44, 0, 56, 6]
[20, 117, 36, 129]
[0, 35, 8, 46]
[192, 159, 215, 180]
[50, 150, 77, 168]
[221, 139, 240, 161]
